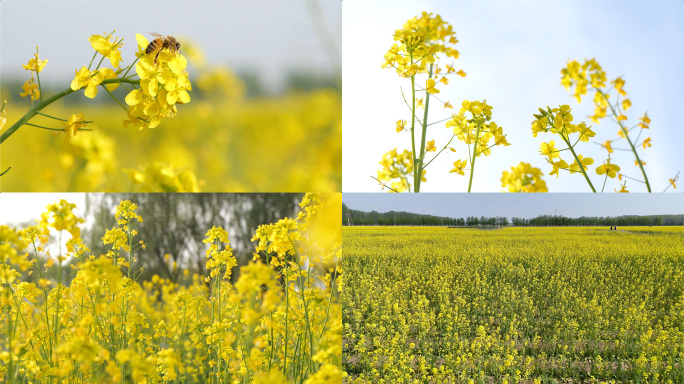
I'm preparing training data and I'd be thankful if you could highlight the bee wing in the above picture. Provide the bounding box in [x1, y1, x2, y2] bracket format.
[151, 32, 164, 38]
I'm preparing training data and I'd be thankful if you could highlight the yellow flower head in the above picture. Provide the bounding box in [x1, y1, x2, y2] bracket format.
[603, 140, 614, 154]
[576, 123, 595, 142]
[124, 162, 201, 192]
[22, 51, 48, 73]
[0, 101, 6, 131]
[62, 113, 87, 142]
[70, 67, 116, 99]
[39, 199, 84, 240]
[449, 159, 467, 176]
[548, 159, 569, 178]
[642, 137, 651, 149]
[638, 113, 651, 129]
[561, 58, 606, 102]
[612, 77, 627, 97]
[669, 175, 678, 189]
[383, 12, 460, 78]
[615, 181, 629, 193]
[425, 78, 440, 94]
[531, 116, 548, 138]
[501, 162, 547, 192]
[123, 34, 192, 129]
[596, 159, 621, 178]
[376, 148, 413, 192]
[568, 154, 594, 174]
[20, 78, 40, 101]
[395, 119, 406, 133]
[426, 139, 436, 152]
[539, 141, 560, 160]
[88, 31, 123, 68]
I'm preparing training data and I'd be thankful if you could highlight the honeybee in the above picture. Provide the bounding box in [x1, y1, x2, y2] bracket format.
[146, 33, 180, 64]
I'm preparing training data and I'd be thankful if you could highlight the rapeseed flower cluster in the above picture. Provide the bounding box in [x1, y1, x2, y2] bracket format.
[124, 162, 201, 192]
[382, 11, 461, 79]
[123, 34, 192, 130]
[446, 100, 510, 192]
[375, 148, 415, 192]
[20, 48, 47, 102]
[0, 193, 340, 383]
[2, 31, 195, 184]
[500, 162, 547, 193]
[530, 105, 602, 191]
[379, 12, 468, 192]
[343, 226, 684, 383]
[559, 58, 677, 192]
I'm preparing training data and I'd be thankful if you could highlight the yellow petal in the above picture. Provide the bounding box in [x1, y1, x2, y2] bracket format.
[135, 34, 149, 52]
[178, 90, 191, 104]
[84, 84, 98, 99]
[125, 89, 142, 106]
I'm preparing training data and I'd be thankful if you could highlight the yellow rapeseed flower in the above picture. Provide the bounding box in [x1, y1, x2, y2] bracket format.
[22, 52, 48, 72]
[596, 159, 621, 178]
[449, 159, 467, 175]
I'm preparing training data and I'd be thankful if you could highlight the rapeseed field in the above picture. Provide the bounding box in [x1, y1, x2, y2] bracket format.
[343, 226, 684, 383]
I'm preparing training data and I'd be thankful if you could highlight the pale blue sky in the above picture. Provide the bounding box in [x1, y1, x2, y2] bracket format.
[343, 0, 684, 192]
[343, 193, 684, 219]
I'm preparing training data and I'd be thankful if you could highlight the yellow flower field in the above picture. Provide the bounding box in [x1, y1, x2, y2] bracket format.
[342, 226, 684, 383]
[0, 193, 341, 383]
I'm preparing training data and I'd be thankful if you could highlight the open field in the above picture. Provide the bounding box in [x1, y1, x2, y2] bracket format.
[342, 226, 684, 383]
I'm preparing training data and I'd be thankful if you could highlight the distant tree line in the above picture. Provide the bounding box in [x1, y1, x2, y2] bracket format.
[342, 204, 684, 227]
[511, 214, 680, 227]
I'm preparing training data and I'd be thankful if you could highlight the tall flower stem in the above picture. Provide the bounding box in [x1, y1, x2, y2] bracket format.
[467, 121, 483, 193]
[414, 64, 434, 193]
[598, 90, 650, 192]
[409, 52, 418, 192]
[559, 132, 596, 192]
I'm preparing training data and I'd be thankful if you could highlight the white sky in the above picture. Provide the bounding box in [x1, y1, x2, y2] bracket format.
[0, 193, 86, 226]
[0, 193, 87, 258]
[342, 0, 684, 193]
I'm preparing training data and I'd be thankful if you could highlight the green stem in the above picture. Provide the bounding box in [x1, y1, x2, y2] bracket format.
[121, 56, 140, 79]
[415, 63, 434, 193]
[283, 265, 289, 377]
[88, 51, 98, 70]
[291, 240, 315, 372]
[105, 86, 129, 112]
[663, 171, 680, 192]
[36, 71, 44, 104]
[560, 132, 596, 192]
[370, 176, 400, 193]
[5, 300, 12, 384]
[598, 90, 650, 192]
[25, 122, 91, 132]
[0, 78, 139, 144]
[318, 260, 338, 340]
[467, 121, 483, 193]
[601, 173, 608, 193]
[422, 133, 456, 169]
[36, 112, 67, 122]
[409, 52, 418, 192]
[95, 55, 107, 70]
